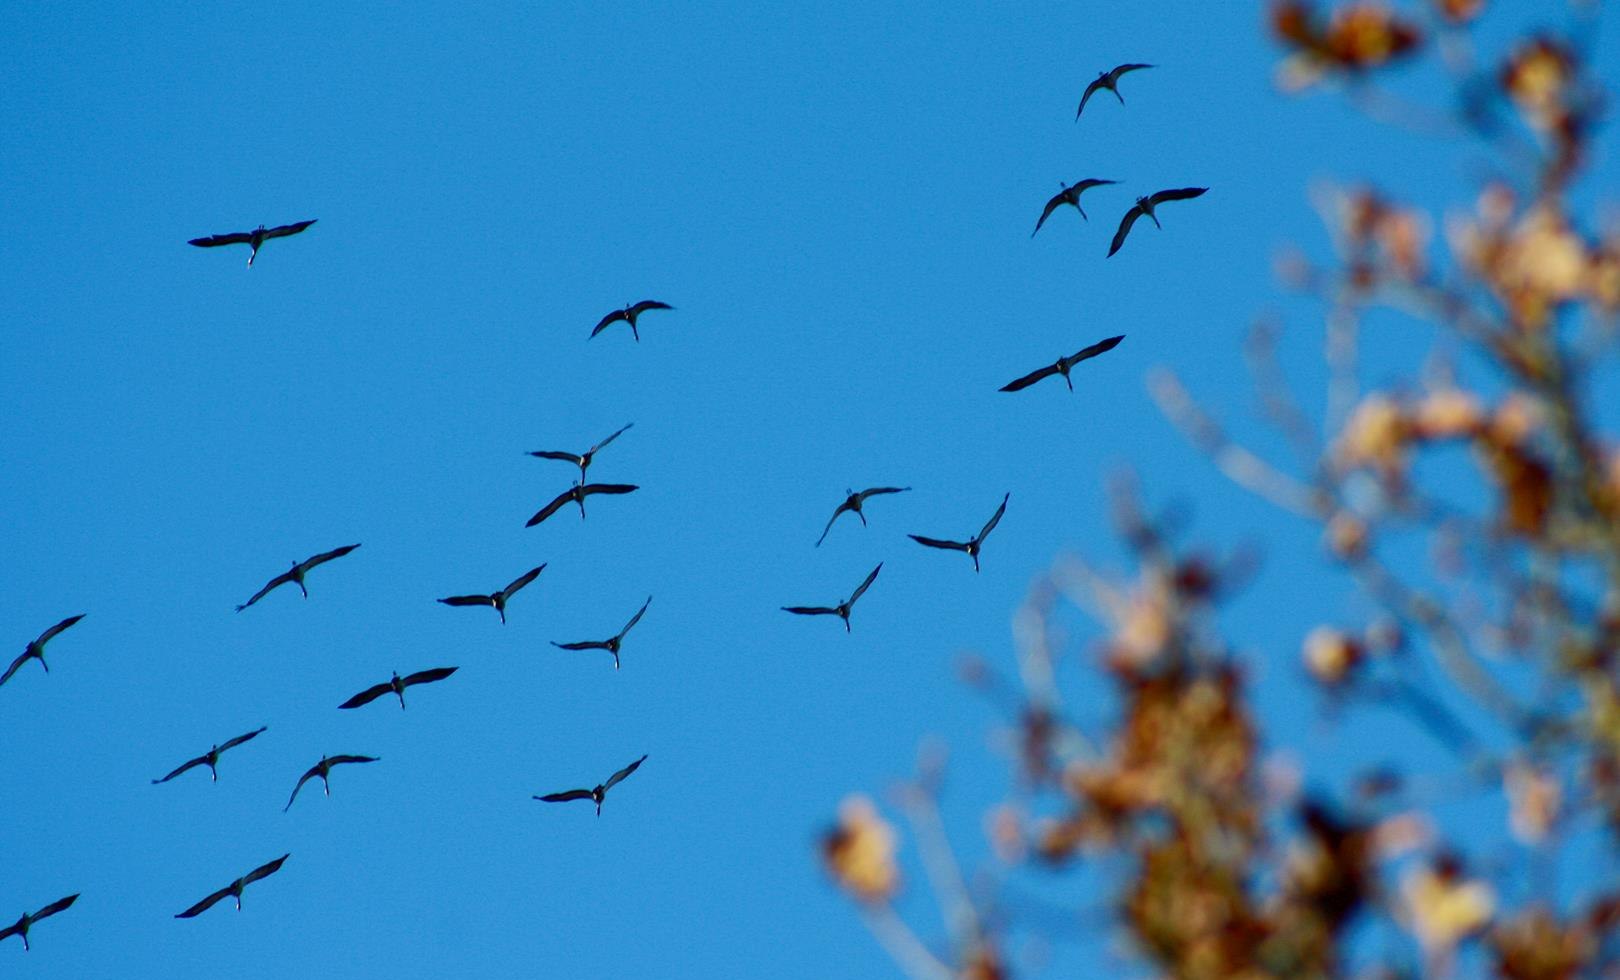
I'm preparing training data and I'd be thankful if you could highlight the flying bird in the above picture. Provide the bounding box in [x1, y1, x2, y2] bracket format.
[816, 486, 911, 547]
[1000, 336, 1125, 392]
[528, 423, 634, 484]
[437, 564, 546, 624]
[1076, 64, 1154, 118]
[187, 220, 317, 267]
[174, 855, 288, 919]
[283, 754, 380, 811]
[235, 544, 361, 612]
[590, 301, 673, 342]
[0, 895, 78, 952]
[338, 667, 458, 710]
[2, 615, 85, 688]
[535, 755, 648, 815]
[153, 727, 268, 784]
[782, 563, 882, 633]
[1032, 179, 1118, 236]
[1108, 188, 1208, 257]
[550, 596, 651, 670]
[909, 493, 1009, 573]
[525, 483, 638, 527]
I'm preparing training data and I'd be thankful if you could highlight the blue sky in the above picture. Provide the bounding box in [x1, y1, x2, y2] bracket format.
[4, 2, 1618, 977]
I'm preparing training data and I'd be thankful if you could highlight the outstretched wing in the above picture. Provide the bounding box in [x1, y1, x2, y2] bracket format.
[618, 596, 652, 638]
[815, 500, 854, 547]
[977, 494, 1010, 542]
[236, 570, 295, 612]
[298, 543, 361, 573]
[591, 309, 628, 337]
[263, 219, 317, 240]
[1107, 205, 1145, 258]
[242, 854, 289, 886]
[1032, 191, 1069, 236]
[857, 486, 910, 502]
[1110, 63, 1154, 81]
[782, 605, 839, 617]
[1147, 186, 1208, 206]
[338, 682, 393, 710]
[402, 666, 458, 688]
[152, 754, 209, 784]
[848, 563, 883, 605]
[536, 788, 594, 803]
[603, 754, 648, 792]
[219, 726, 268, 752]
[438, 594, 494, 608]
[0, 651, 31, 687]
[501, 564, 547, 599]
[589, 422, 635, 454]
[284, 767, 320, 811]
[327, 754, 380, 767]
[552, 639, 611, 651]
[1076, 77, 1106, 118]
[909, 534, 970, 553]
[528, 449, 585, 464]
[31, 894, 77, 921]
[1069, 334, 1125, 366]
[526, 487, 577, 528]
[36, 614, 86, 645]
[188, 231, 254, 248]
[580, 482, 639, 499]
[999, 361, 1061, 392]
[175, 884, 235, 919]
[628, 300, 673, 316]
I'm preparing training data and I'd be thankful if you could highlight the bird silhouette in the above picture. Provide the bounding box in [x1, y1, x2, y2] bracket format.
[525, 483, 638, 528]
[1000, 336, 1125, 392]
[187, 220, 317, 267]
[909, 493, 1009, 572]
[1076, 64, 1153, 118]
[591, 301, 673, 342]
[438, 564, 546, 624]
[1033, 179, 1118, 236]
[528, 423, 635, 484]
[284, 755, 380, 811]
[551, 596, 651, 670]
[235, 544, 361, 612]
[816, 487, 911, 547]
[153, 727, 268, 784]
[174, 856, 288, 919]
[1108, 188, 1208, 257]
[339, 667, 458, 710]
[782, 563, 883, 632]
[3, 615, 85, 688]
[535, 755, 648, 815]
[0, 895, 78, 951]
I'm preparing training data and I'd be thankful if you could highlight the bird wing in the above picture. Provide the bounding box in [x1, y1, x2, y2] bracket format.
[262, 219, 317, 240]
[1110, 63, 1154, 81]
[0, 922, 21, 943]
[219, 726, 268, 752]
[284, 768, 320, 811]
[242, 854, 289, 886]
[814, 500, 854, 547]
[1069, 334, 1125, 365]
[327, 754, 380, 766]
[1107, 205, 1144, 257]
[36, 614, 86, 645]
[591, 309, 628, 337]
[338, 681, 393, 709]
[501, 564, 547, 599]
[175, 884, 234, 919]
[31, 895, 78, 921]
[525, 487, 577, 527]
[536, 789, 594, 803]
[402, 666, 458, 688]
[999, 361, 1061, 392]
[589, 422, 635, 454]
[856, 486, 910, 501]
[909, 534, 970, 552]
[1074, 178, 1119, 193]
[437, 594, 494, 607]
[782, 606, 839, 617]
[0, 651, 30, 687]
[528, 449, 585, 464]
[298, 543, 361, 572]
[552, 639, 611, 651]
[618, 596, 652, 637]
[1076, 77, 1106, 118]
[188, 232, 254, 248]
[580, 482, 639, 498]
[235, 569, 295, 611]
[152, 755, 209, 784]
[1032, 192, 1068, 236]
[628, 301, 673, 315]
[977, 494, 1010, 542]
[1148, 187, 1208, 206]
[603, 754, 648, 792]
[848, 563, 883, 605]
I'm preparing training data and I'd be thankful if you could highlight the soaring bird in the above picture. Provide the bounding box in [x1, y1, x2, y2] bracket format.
[338, 667, 458, 710]
[909, 493, 1010, 573]
[535, 755, 648, 815]
[283, 754, 379, 811]
[1000, 336, 1125, 392]
[590, 301, 673, 342]
[1032, 179, 1118, 236]
[153, 727, 268, 784]
[551, 596, 651, 670]
[437, 565, 546, 624]
[525, 483, 638, 527]
[1107, 188, 1208, 257]
[0, 895, 78, 951]
[2, 615, 85, 688]
[782, 563, 882, 633]
[1076, 64, 1154, 118]
[528, 423, 634, 484]
[187, 220, 317, 267]
[175, 855, 288, 919]
[816, 487, 911, 547]
[235, 544, 361, 612]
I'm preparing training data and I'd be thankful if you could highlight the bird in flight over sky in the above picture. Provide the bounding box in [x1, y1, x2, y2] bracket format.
[591, 301, 673, 342]
[528, 422, 635, 485]
[535, 755, 648, 816]
[551, 596, 652, 671]
[525, 483, 638, 527]
[152, 727, 268, 784]
[174, 855, 288, 919]
[2, 614, 85, 688]
[816, 487, 910, 547]
[1000, 335, 1125, 392]
[782, 563, 883, 633]
[283, 754, 380, 812]
[0, 894, 78, 952]
[1076, 64, 1153, 118]
[1108, 188, 1208, 257]
[1032, 179, 1118, 236]
[339, 667, 458, 710]
[235, 544, 361, 612]
[909, 493, 1010, 573]
[437, 564, 546, 624]
[187, 220, 317, 267]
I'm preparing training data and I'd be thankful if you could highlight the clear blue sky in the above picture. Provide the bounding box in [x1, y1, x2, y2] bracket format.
[4, 3, 1617, 977]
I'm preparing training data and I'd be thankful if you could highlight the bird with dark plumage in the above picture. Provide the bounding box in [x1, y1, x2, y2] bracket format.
[152, 727, 268, 784]
[535, 755, 648, 816]
[591, 301, 673, 342]
[338, 667, 458, 710]
[284, 754, 379, 811]
[815, 487, 910, 547]
[528, 423, 634, 485]
[782, 563, 883, 632]
[175, 856, 288, 919]
[438, 564, 546, 624]
[0, 895, 78, 951]
[551, 596, 651, 671]
[1033, 179, 1118, 236]
[187, 220, 316, 267]
[909, 493, 1009, 573]
[3, 615, 85, 689]
[235, 544, 361, 612]
[1000, 336, 1125, 392]
[1108, 188, 1208, 257]
[525, 483, 638, 527]
[1076, 64, 1153, 118]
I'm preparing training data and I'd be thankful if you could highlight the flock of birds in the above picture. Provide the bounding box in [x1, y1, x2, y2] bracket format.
[5, 61, 1206, 953]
